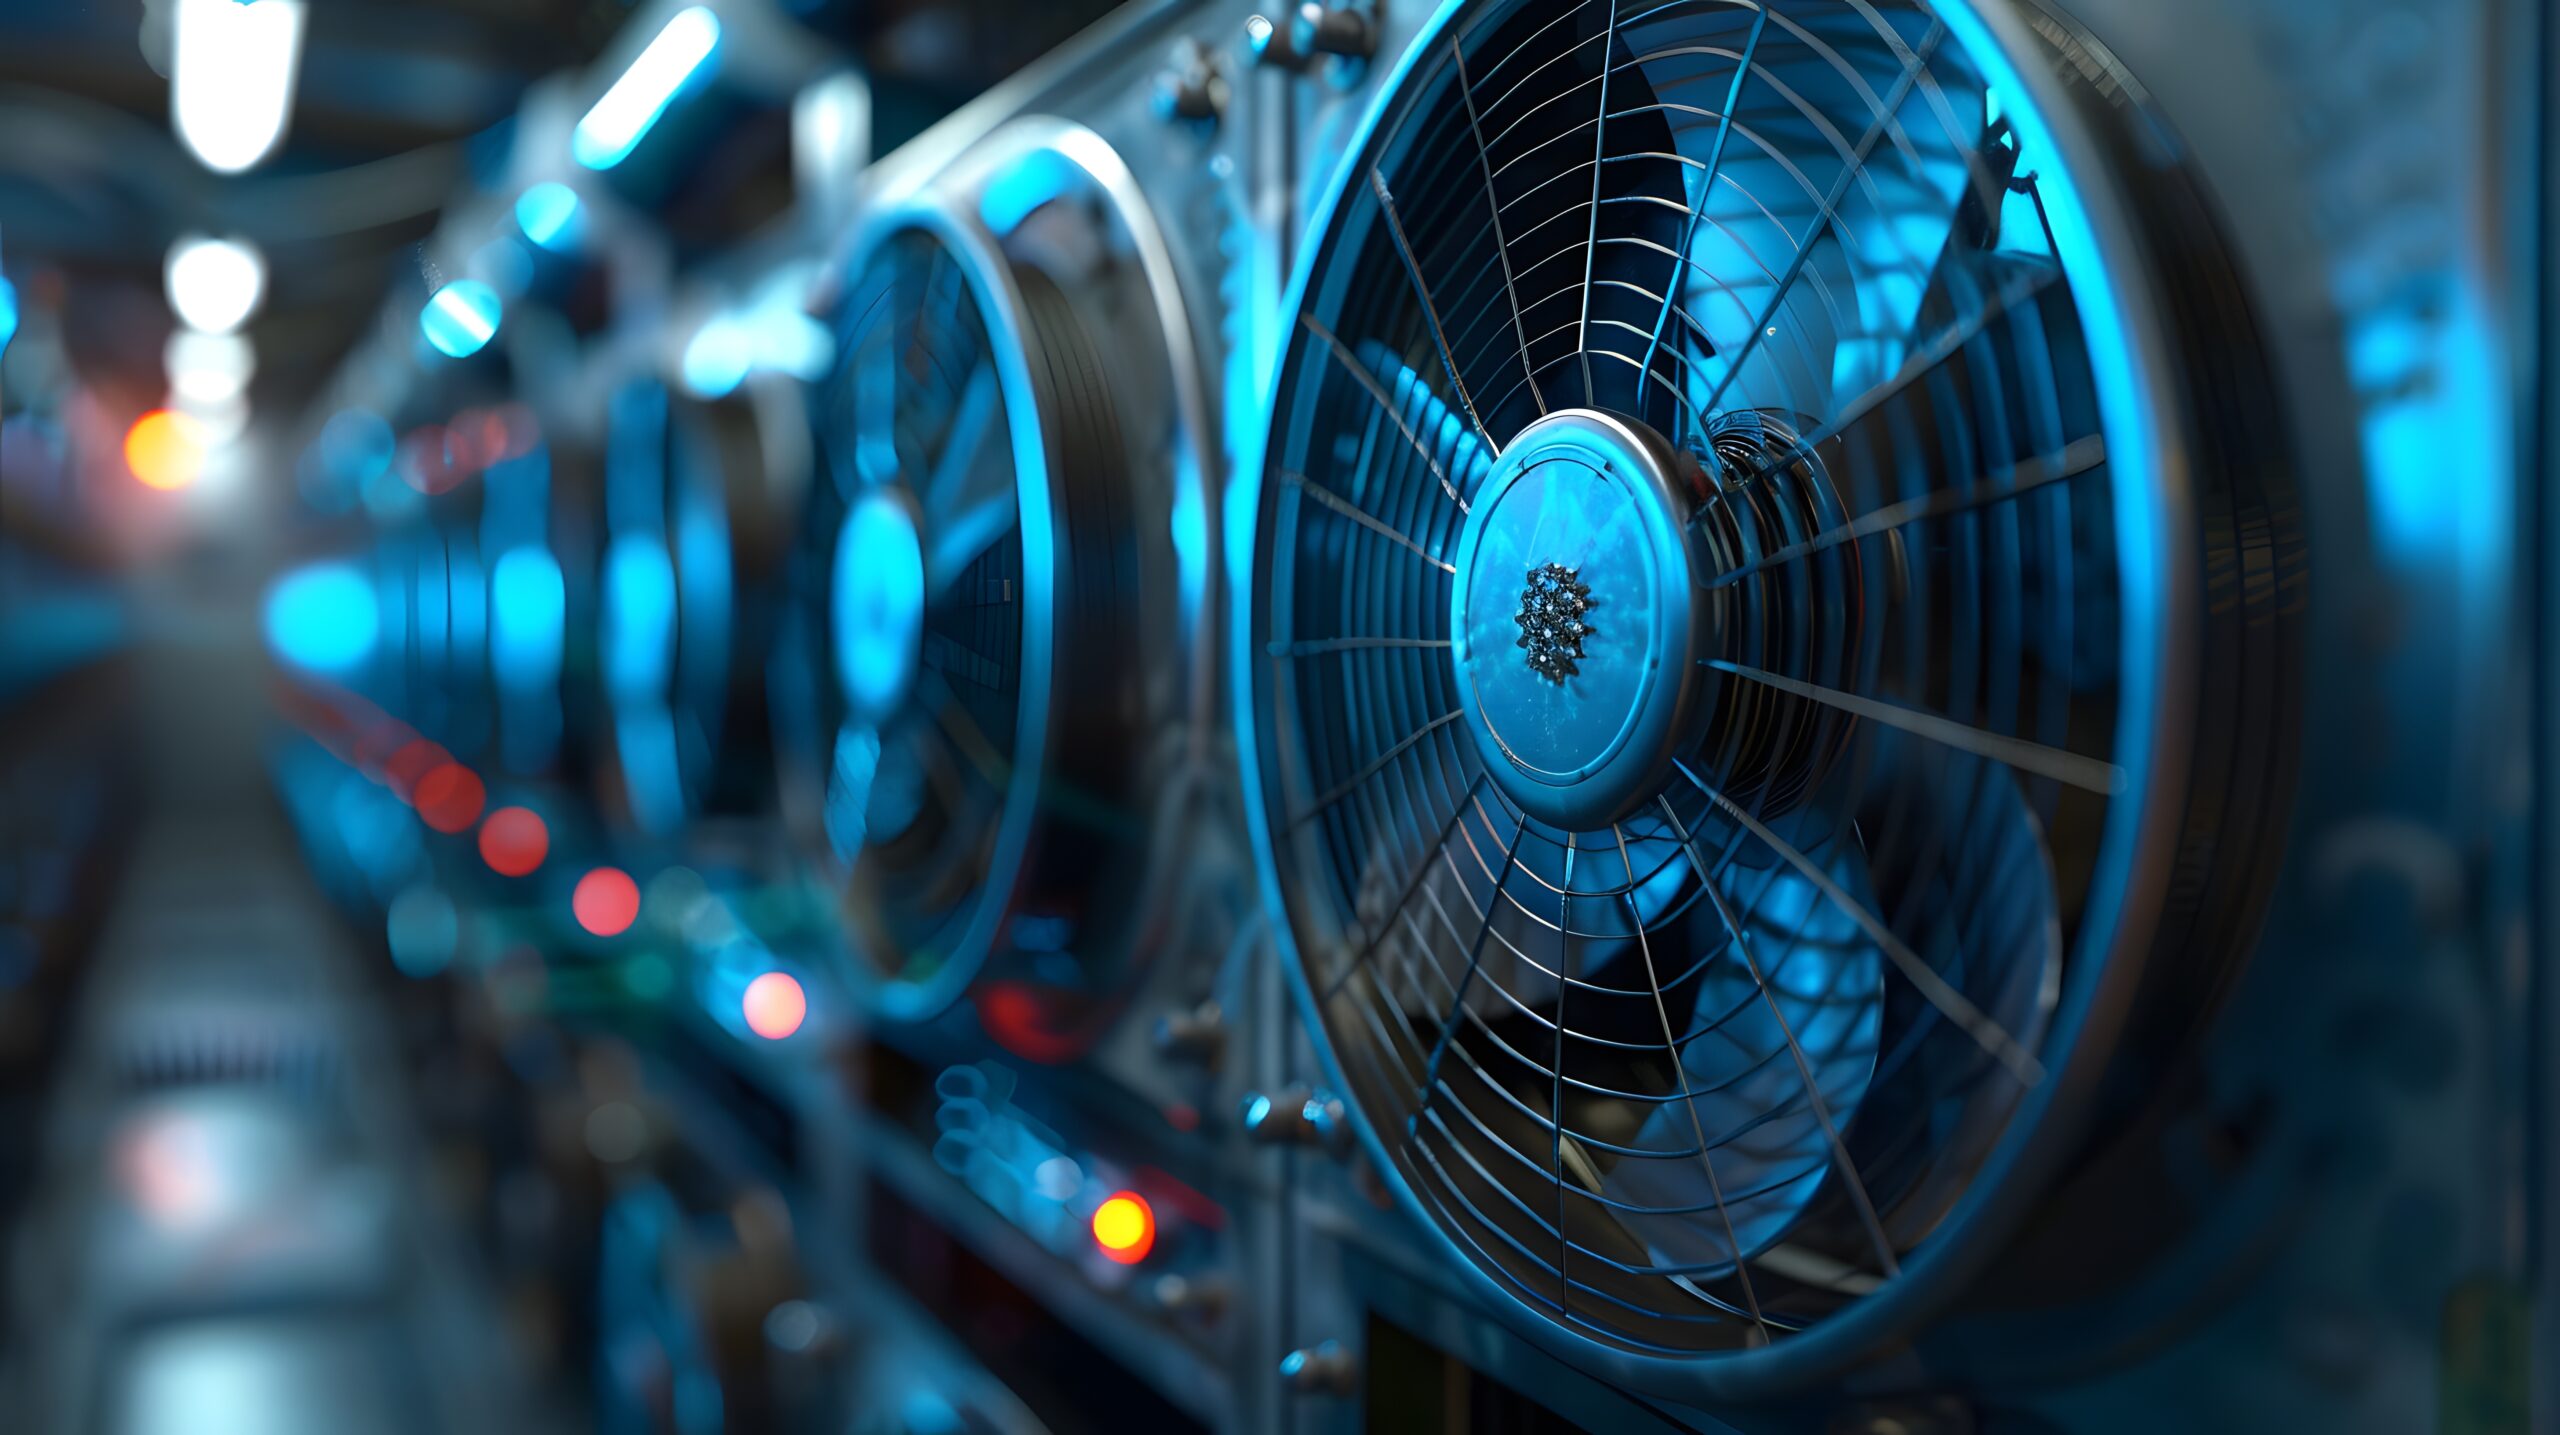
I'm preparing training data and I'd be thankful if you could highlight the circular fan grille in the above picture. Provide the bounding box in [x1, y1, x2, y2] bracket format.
[1244, 0, 2296, 1381]
[598, 379, 735, 839]
[779, 138, 1201, 1040]
[784, 220, 1044, 1018]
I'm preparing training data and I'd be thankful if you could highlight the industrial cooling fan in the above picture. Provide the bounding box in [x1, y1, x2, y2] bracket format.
[776, 122, 1217, 1050]
[1239, 0, 2301, 1393]
[595, 379, 743, 840]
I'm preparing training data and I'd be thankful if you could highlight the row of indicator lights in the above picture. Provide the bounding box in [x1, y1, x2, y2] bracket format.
[281, 679, 806, 1039]
[136, 294, 531, 497]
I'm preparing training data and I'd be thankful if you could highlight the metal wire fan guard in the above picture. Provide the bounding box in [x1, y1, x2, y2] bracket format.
[1239, 0, 2302, 1393]
[777, 130, 1208, 1047]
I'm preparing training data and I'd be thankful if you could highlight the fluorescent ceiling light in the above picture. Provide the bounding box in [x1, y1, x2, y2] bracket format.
[792, 70, 871, 204]
[573, 7, 721, 171]
[177, 389, 251, 444]
[165, 235, 267, 334]
[171, 0, 306, 174]
[166, 329, 256, 406]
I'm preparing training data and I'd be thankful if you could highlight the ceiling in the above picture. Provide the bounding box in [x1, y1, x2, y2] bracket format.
[0, 0, 1129, 433]
[0, 0, 623, 420]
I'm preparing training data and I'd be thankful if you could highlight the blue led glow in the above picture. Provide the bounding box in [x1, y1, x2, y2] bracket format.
[515, 182, 584, 251]
[831, 494, 926, 715]
[683, 307, 835, 397]
[420, 279, 502, 359]
[978, 147, 1074, 234]
[754, 308, 835, 381]
[680, 318, 751, 399]
[603, 534, 678, 703]
[1168, 446, 1210, 632]
[264, 561, 380, 674]
[489, 545, 565, 693]
[572, 6, 721, 170]
[0, 275, 17, 358]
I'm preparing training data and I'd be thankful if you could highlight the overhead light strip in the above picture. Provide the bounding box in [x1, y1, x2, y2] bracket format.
[572, 6, 722, 171]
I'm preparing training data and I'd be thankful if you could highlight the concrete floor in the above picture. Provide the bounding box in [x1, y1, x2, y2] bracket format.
[0, 548, 543, 1435]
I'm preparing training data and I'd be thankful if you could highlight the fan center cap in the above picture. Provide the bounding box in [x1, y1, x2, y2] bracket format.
[832, 490, 926, 722]
[1450, 409, 1708, 829]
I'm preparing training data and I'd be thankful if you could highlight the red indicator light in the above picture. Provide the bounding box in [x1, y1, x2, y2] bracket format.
[413, 763, 485, 834]
[383, 739, 449, 800]
[477, 806, 549, 877]
[572, 867, 640, 937]
[742, 972, 806, 1041]
[1091, 1191, 1154, 1265]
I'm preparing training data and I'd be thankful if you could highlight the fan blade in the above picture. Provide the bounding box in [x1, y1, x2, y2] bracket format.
[823, 720, 883, 868]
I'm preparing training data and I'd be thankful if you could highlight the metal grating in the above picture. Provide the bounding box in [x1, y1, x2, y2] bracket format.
[1248, 0, 2146, 1360]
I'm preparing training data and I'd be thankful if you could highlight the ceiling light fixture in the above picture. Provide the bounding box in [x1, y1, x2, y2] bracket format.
[170, 0, 307, 174]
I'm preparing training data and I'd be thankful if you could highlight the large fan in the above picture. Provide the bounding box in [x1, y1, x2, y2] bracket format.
[596, 379, 742, 839]
[776, 123, 1215, 1046]
[1241, 0, 2300, 1392]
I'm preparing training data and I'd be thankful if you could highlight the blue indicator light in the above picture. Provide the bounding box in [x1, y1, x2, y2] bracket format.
[489, 545, 565, 693]
[264, 561, 380, 674]
[603, 535, 677, 703]
[514, 182, 584, 251]
[421, 279, 502, 358]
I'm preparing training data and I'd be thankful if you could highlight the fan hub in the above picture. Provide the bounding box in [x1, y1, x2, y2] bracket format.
[1449, 409, 1710, 829]
[830, 489, 926, 724]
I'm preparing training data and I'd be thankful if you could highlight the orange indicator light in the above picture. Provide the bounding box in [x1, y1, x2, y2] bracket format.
[1091, 1190, 1155, 1264]
[126, 409, 206, 491]
[742, 972, 807, 1041]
